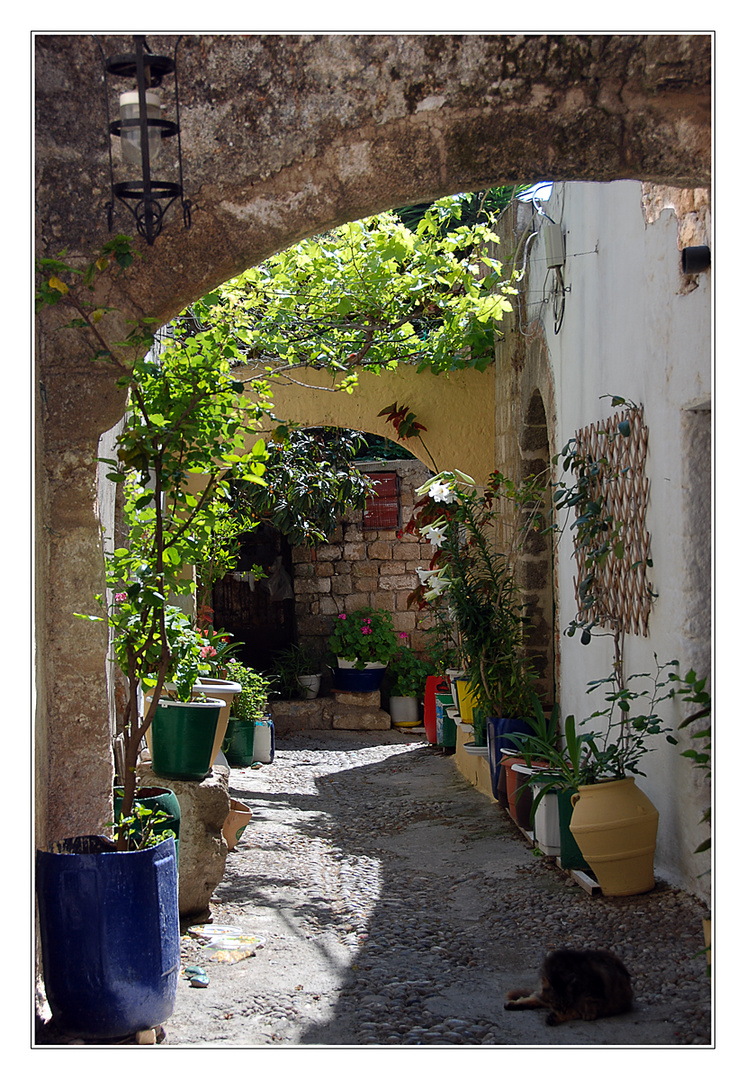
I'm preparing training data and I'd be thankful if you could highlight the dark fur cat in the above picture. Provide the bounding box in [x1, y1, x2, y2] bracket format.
[504, 948, 633, 1026]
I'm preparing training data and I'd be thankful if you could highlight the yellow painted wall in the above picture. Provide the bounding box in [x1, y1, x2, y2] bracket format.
[235, 363, 496, 487]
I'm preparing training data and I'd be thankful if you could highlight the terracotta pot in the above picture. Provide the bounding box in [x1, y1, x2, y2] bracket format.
[222, 798, 253, 851]
[506, 760, 534, 831]
[570, 776, 659, 896]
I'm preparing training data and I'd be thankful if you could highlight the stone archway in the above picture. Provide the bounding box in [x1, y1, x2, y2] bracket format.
[34, 33, 711, 844]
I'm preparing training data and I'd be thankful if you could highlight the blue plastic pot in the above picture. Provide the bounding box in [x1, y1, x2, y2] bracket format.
[35, 835, 179, 1038]
[333, 663, 387, 693]
[486, 716, 534, 800]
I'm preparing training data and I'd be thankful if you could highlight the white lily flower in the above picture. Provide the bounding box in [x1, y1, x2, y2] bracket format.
[424, 576, 449, 601]
[421, 523, 447, 548]
[429, 481, 457, 504]
[416, 567, 438, 585]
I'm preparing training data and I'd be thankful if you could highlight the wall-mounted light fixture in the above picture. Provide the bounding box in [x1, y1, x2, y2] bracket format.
[681, 245, 711, 275]
[541, 219, 567, 334]
[97, 35, 191, 245]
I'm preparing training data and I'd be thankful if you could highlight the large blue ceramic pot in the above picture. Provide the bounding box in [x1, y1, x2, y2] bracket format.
[486, 716, 534, 800]
[333, 659, 387, 693]
[36, 834, 179, 1038]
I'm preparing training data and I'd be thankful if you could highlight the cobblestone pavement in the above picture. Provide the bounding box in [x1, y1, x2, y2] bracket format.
[166, 729, 712, 1049]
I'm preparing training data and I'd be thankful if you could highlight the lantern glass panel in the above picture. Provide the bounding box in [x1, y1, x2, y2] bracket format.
[119, 90, 163, 166]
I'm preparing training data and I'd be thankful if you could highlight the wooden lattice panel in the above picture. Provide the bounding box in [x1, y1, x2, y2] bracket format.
[573, 407, 652, 636]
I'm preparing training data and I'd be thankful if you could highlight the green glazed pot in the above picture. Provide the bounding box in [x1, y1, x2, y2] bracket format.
[557, 788, 591, 871]
[150, 697, 223, 781]
[222, 717, 257, 768]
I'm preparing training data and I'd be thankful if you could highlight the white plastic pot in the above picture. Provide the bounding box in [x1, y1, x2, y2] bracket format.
[297, 674, 321, 699]
[336, 658, 386, 671]
[389, 696, 420, 727]
[530, 784, 562, 856]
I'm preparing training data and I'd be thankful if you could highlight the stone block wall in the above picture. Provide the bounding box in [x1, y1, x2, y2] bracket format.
[292, 458, 437, 662]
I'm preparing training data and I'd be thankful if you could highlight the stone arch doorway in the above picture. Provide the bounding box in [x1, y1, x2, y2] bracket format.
[34, 33, 710, 843]
[517, 388, 555, 703]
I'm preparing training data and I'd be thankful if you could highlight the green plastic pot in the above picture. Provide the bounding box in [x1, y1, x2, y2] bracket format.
[222, 717, 257, 767]
[113, 786, 181, 861]
[150, 697, 223, 782]
[557, 788, 591, 871]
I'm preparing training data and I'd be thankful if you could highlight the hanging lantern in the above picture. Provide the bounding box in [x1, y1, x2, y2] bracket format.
[98, 34, 191, 245]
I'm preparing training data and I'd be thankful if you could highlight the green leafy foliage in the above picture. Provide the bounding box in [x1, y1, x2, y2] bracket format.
[110, 803, 176, 852]
[550, 397, 643, 640]
[671, 666, 712, 856]
[269, 644, 323, 699]
[225, 659, 272, 720]
[231, 426, 375, 547]
[187, 196, 516, 383]
[388, 646, 436, 698]
[38, 238, 269, 844]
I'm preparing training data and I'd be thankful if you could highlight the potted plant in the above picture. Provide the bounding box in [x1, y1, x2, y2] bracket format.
[222, 660, 272, 767]
[510, 657, 679, 894]
[407, 469, 545, 743]
[270, 643, 324, 700]
[113, 784, 181, 861]
[328, 607, 399, 692]
[387, 642, 434, 727]
[35, 238, 267, 1039]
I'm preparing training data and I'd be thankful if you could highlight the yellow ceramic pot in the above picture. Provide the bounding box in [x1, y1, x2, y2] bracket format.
[569, 776, 659, 896]
[455, 679, 479, 721]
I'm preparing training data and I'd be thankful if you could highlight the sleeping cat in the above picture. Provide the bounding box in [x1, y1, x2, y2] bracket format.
[504, 948, 633, 1026]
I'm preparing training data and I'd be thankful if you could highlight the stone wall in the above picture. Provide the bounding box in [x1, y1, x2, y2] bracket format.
[291, 459, 436, 660]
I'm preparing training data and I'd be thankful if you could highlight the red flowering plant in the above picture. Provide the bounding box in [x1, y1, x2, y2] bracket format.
[328, 607, 399, 668]
[196, 624, 243, 678]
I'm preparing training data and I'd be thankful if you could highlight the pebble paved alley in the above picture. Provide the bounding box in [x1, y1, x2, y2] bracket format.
[162, 729, 712, 1050]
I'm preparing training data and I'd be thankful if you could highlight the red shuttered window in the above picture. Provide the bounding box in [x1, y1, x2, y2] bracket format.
[363, 472, 400, 530]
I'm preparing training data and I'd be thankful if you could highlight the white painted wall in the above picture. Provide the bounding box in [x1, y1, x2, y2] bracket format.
[531, 181, 711, 899]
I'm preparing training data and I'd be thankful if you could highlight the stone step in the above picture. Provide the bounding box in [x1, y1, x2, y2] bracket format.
[332, 704, 391, 731]
[330, 689, 381, 708]
[269, 696, 391, 733]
